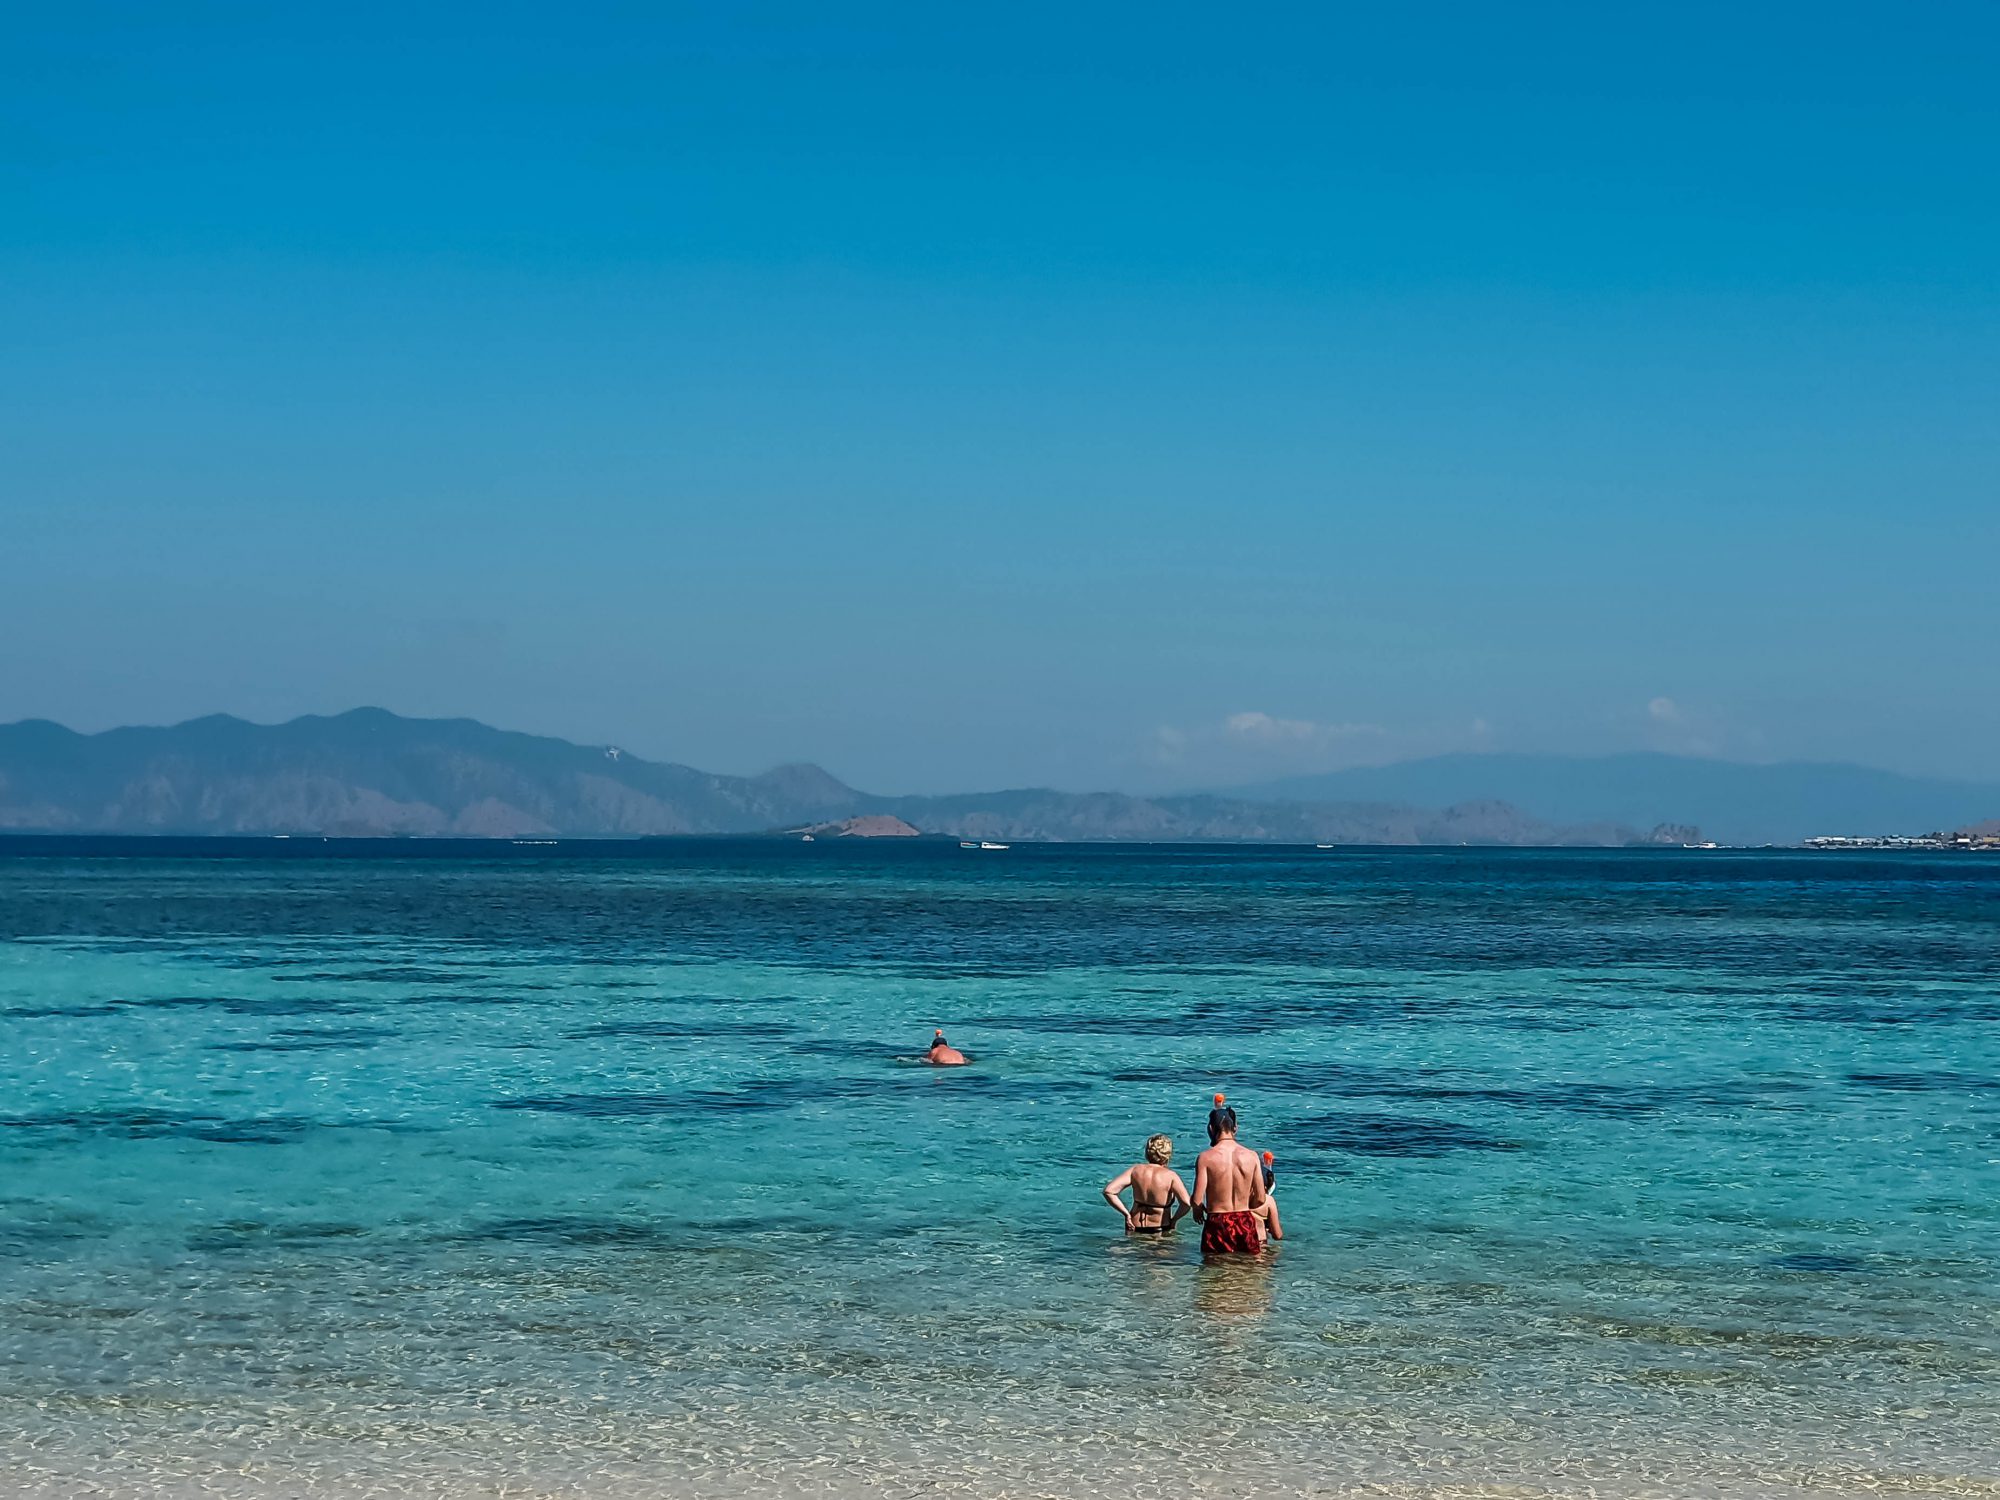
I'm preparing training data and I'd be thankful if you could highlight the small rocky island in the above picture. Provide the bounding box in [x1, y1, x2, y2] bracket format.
[794, 815, 923, 839]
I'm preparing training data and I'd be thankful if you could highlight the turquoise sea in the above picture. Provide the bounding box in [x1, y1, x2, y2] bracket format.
[2, 841, 1996, 1499]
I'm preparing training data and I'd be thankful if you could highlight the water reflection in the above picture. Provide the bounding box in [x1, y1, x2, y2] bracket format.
[1194, 1250, 1277, 1324]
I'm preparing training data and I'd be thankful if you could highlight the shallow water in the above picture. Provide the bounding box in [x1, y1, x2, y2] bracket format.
[2, 842, 1997, 1498]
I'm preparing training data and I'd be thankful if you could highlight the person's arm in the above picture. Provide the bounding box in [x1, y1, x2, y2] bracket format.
[1102, 1167, 1136, 1232]
[1247, 1151, 1268, 1210]
[1163, 1171, 1194, 1229]
[1263, 1194, 1283, 1241]
[1190, 1156, 1209, 1223]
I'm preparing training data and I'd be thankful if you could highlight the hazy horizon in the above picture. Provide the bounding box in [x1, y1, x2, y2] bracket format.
[6, 6, 1996, 795]
[9, 703, 1998, 803]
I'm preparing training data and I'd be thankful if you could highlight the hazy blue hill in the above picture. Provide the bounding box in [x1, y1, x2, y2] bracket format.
[1226, 753, 2000, 846]
[869, 788, 1648, 846]
[0, 708, 864, 837]
[0, 709, 1675, 844]
[16, 709, 1957, 845]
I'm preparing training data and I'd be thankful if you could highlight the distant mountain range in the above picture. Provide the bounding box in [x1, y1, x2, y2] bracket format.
[2, 710, 1988, 845]
[0, 710, 853, 839]
[0, 709, 1693, 845]
[1222, 753, 2000, 846]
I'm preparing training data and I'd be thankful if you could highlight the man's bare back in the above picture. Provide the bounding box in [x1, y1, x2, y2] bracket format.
[925, 1029, 968, 1066]
[1193, 1140, 1265, 1215]
[1192, 1102, 1267, 1254]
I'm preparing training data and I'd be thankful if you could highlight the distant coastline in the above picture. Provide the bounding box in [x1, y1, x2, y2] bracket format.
[1804, 825, 2000, 851]
[5, 835, 1995, 869]
[3, 707, 1995, 847]
[0, 708, 1687, 848]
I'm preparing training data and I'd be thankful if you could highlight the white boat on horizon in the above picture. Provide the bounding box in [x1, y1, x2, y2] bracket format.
[979, 840, 1010, 850]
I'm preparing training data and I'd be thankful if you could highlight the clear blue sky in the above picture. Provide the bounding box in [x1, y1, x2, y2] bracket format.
[5, 3, 1995, 792]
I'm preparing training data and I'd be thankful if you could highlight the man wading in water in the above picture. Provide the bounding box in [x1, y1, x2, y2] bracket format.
[1191, 1095, 1268, 1255]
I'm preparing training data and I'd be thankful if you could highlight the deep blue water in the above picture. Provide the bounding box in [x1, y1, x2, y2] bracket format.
[2, 842, 1996, 1498]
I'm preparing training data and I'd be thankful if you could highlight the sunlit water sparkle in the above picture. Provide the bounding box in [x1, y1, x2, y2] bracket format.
[2, 842, 1996, 1497]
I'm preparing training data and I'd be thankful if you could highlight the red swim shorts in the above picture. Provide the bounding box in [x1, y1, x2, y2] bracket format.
[1200, 1210, 1262, 1255]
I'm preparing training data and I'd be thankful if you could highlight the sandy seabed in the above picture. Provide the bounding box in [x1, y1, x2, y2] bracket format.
[9, 1420, 2000, 1500]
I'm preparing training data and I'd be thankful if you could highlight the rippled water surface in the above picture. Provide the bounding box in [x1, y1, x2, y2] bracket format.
[2, 841, 1997, 1498]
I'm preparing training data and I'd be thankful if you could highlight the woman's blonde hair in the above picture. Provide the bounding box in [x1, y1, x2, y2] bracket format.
[1144, 1134, 1173, 1164]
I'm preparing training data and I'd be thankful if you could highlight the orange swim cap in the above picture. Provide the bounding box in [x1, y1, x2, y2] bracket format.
[1262, 1151, 1275, 1165]
[1213, 1093, 1226, 1106]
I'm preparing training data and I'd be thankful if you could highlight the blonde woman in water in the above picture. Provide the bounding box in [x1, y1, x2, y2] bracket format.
[1103, 1134, 1195, 1235]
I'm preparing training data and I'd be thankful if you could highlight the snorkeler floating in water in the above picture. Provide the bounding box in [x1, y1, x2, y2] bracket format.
[1191, 1094, 1269, 1255]
[925, 1029, 968, 1066]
